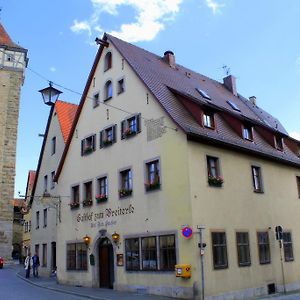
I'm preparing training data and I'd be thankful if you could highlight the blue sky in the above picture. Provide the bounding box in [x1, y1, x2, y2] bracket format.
[2, 0, 300, 196]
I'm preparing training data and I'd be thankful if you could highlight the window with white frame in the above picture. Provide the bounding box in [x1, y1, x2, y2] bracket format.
[203, 111, 214, 128]
[243, 125, 253, 141]
[251, 166, 263, 192]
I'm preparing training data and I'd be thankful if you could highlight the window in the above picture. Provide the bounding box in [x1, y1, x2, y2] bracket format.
[117, 78, 125, 94]
[83, 181, 93, 207]
[251, 166, 263, 192]
[283, 232, 294, 262]
[196, 88, 211, 100]
[51, 171, 55, 189]
[36, 211, 40, 229]
[236, 232, 251, 267]
[159, 235, 176, 271]
[211, 232, 228, 269]
[145, 160, 160, 191]
[67, 243, 88, 270]
[142, 236, 157, 270]
[104, 80, 113, 100]
[275, 136, 283, 151]
[35, 244, 39, 256]
[51, 137, 56, 155]
[100, 125, 116, 148]
[29, 221, 31, 232]
[125, 238, 140, 271]
[119, 169, 133, 198]
[43, 208, 47, 228]
[227, 100, 241, 112]
[42, 244, 47, 267]
[257, 232, 271, 264]
[96, 176, 108, 202]
[71, 185, 80, 209]
[296, 176, 300, 198]
[81, 134, 96, 156]
[93, 92, 99, 108]
[104, 52, 112, 71]
[243, 125, 253, 141]
[121, 114, 141, 139]
[207, 156, 223, 186]
[203, 111, 214, 128]
[44, 175, 48, 193]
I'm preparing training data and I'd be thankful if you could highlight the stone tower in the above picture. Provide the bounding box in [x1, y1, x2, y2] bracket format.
[0, 23, 27, 259]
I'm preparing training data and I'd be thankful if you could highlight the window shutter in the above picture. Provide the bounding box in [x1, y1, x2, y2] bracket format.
[113, 124, 117, 143]
[136, 113, 141, 133]
[99, 130, 104, 149]
[121, 120, 125, 139]
[81, 139, 84, 156]
[92, 134, 96, 150]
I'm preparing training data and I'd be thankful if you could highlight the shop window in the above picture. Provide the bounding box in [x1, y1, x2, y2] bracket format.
[43, 208, 47, 228]
[121, 114, 141, 139]
[96, 176, 108, 203]
[81, 134, 96, 156]
[42, 244, 47, 267]
[66, 243, 88, 271]
[203, 111, 214, 129]
[119, 169, 133, 198]
[236, 232, 251, 267]
[142, 236, 157, 270]
[251, 166, 263, 193]
[283, 232, 294, 262]
[296, 176, 300, 198]
[207, 156, 223, 187]
[243, 125, 253, 141]
[145, 159, 161, 192]
[125, 238, 140, 271]
[211, 232, 228, 269]
[257, 232, 271, 264]
[93, 92, 100, 108]
[70, 185, 80, 209]
[36, 211, 40, 229]
[104, 52, 112, 71]
[117, 78, 125, 94]
[104, 80, 113, 101]
[83, 181, 93, 207]
[159, 235, 176, 271]
[51, 136, 56, 155]
[100, 125, 116, 148]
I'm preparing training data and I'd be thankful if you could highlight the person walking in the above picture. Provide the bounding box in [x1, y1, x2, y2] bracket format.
[24, 253, 32, 278]
[32, 252, 40, 278]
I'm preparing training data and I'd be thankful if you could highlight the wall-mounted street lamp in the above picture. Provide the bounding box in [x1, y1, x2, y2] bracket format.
[111, 232, 120, 244]
[39, 81, 62, 106]
[83, 235, 91, 246]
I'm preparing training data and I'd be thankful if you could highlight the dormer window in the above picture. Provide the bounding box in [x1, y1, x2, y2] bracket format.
[203, 111, 214, 129]
[104, 52, 112, 71]
[104, 80, 113, 101]
[243, 125, 253, 141]
[275, 135, 283, 151]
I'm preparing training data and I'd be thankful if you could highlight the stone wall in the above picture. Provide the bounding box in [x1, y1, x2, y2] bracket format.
[0, 69, 23, 259]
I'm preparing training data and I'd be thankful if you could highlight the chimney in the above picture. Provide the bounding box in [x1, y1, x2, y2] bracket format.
[163, 50, 176, 69]
[223, 75, 237, 96]
[249, 96, 257, 106]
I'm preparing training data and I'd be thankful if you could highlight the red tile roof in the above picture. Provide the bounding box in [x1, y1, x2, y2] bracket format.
[0, 23, 25, 50]
[55, 100, 78, 143]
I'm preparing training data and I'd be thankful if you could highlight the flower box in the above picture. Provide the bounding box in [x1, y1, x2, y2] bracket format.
[83, 147, 93, 155]
[145, 182, 161, 191]
[208, 176, 224, 187]
[103, 140, 113, 146]
[124, 128, 136, 138]
[70, 202, 80, 209]
[119, 188, 132, 198]
[82, 199, 93, 207]
[95, 194, 108, 203]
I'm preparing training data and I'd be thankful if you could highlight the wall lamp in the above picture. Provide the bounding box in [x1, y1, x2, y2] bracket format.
[111, 232, 120, 243]
[83, 234, 91, 246]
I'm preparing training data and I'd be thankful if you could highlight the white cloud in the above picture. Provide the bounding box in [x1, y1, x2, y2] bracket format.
[50, 67, 56, 72]
[205, 0, 225, 14]
[290, 131, 300, 141]
[71, 0, 183, 43]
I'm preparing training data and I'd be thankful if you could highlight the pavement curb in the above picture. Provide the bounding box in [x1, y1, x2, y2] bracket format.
[16, 271, 110, 300]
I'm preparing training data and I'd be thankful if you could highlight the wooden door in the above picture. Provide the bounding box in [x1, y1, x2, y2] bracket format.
[99, 239, 114, 288]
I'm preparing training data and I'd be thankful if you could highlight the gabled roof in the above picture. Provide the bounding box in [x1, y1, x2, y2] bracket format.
[55, 34, 300, 181]
[30, 100, 78, 204]
[0, 23, 26, 52]
[25, 170, 36, 197]
[55, 100, 78, 143]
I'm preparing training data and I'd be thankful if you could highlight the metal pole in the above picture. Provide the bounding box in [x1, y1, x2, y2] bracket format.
[279, 240, 286, 294]
[199, 227, 205, 300]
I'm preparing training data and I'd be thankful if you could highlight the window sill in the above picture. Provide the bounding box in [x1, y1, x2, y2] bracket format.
[123, 131, 137, 139]
[119, 190, 133, 199]
[213, 265, 228, 270]
[238, 263, 251, 267]
[117, 90, 124, 95]
[104, 96, 112, 102]
[102, 140, 113, 147]
[254, 189, 264, 194]
[208, 182, 223, 188]
[204, 125, 215, 130]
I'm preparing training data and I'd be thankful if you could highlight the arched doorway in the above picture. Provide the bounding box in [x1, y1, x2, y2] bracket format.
[98, 238, 114, 288]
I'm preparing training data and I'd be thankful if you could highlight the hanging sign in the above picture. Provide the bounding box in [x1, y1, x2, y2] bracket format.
[181, 226, 193, 239]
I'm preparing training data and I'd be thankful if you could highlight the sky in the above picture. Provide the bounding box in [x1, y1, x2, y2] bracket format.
[1, 0, 300, 196]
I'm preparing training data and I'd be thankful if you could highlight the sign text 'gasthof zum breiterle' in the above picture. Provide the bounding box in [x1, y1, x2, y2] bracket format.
[76, 204, 135, 228]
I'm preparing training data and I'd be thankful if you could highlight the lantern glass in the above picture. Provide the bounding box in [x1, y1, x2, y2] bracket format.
[39, 83, 62, 106]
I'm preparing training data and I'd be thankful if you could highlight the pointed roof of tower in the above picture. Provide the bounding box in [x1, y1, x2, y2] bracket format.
[0, 23, 26, 51]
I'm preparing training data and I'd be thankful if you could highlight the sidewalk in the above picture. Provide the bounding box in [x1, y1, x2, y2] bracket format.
[14, 266, 174, 300]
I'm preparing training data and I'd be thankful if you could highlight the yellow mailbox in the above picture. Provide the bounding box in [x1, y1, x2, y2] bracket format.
[175, 264, 191, 278]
